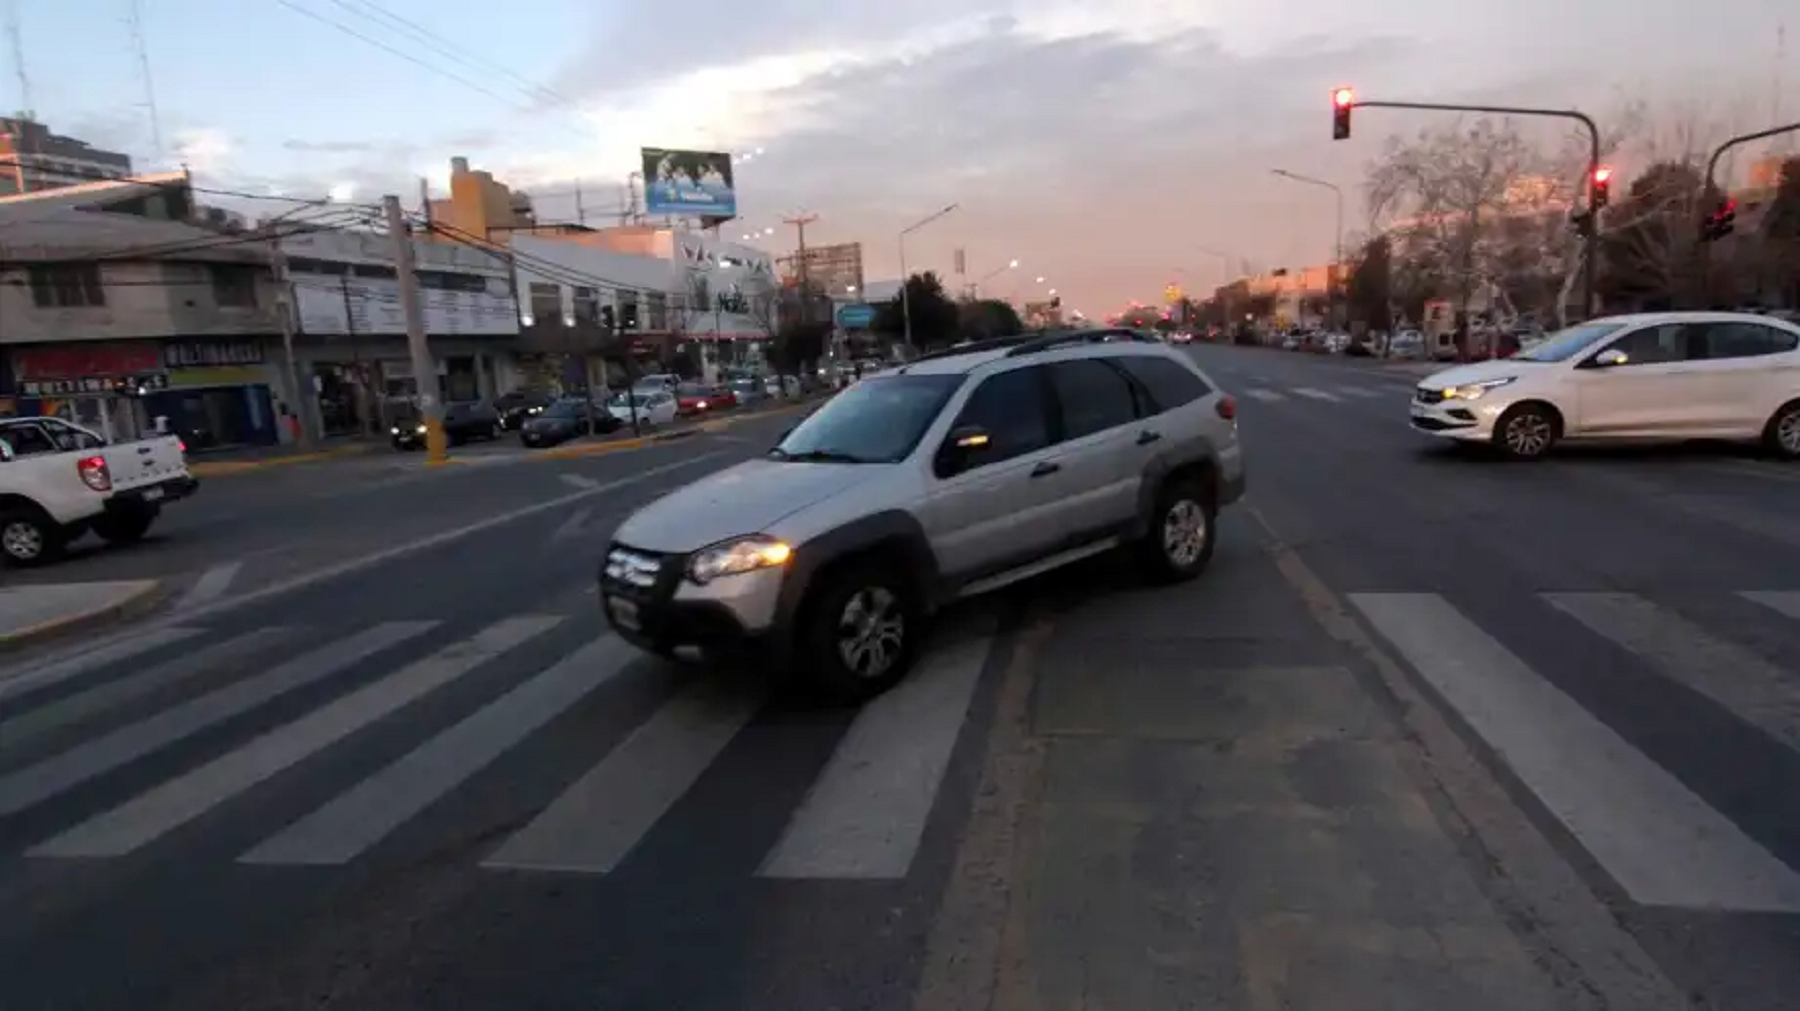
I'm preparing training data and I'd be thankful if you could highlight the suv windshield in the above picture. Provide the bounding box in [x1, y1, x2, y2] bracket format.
[1513, 321, 1627, 362]
[773, 373, 965, 464]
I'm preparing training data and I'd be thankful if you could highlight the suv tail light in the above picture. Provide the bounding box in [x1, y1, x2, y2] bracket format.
[78, 454, 113, 492]
[1215, 395, 1237, 421]
[176, 438, 187, 454]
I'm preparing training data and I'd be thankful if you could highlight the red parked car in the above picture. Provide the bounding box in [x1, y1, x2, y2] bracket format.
[674, 383, 737, 416]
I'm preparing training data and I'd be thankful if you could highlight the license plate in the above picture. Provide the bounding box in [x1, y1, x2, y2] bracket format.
[141, 487, 164, 501]
[1409, 403, 1430, 418]
[606, 595, 641, 631]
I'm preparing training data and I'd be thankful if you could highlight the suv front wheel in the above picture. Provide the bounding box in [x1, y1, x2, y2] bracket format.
[798, 566, 921, 702]
[1139, 475, 1216, 582]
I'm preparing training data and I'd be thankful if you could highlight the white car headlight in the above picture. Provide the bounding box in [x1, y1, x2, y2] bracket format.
[1445, 377, 1516, 400]
[415, 424, 427, 434]
[688, 535, 793, 584]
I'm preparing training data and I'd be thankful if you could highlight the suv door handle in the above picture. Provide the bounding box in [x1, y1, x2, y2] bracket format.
[1030, 461, 1061, 478]
[1136, 430, 1162, 445]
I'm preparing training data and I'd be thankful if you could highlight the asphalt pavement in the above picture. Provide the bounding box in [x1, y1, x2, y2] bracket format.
[0, 347, 1796, 1010]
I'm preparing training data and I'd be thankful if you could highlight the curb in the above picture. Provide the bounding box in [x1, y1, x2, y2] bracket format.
[0, 579, 173, 658]
[532, 400, 820, 461]
[188, 443, 379, 478]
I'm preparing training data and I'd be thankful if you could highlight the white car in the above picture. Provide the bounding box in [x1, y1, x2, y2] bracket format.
[1408, 311, 1800, 460]
[607, 390, 678, 428]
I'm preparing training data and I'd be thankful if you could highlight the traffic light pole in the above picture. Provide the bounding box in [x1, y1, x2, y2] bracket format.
[1344, 99, 1602, 322]
[1697, 120, 1800, 296]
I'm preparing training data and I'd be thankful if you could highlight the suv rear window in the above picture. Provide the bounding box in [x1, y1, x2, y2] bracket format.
[1114, 355, 1211, 413]
[773, 373, 965, 464]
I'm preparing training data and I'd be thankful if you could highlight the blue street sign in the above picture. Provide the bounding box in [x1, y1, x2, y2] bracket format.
[836, 303, 877, 329]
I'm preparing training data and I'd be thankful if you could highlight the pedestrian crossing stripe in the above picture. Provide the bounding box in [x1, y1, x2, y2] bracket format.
[1, 590, 1798, 904]
[1234, 385, 1397, 404]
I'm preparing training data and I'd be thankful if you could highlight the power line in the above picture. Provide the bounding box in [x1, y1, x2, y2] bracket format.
[269, 0, 523, 108]
[322, 0, 571, 106]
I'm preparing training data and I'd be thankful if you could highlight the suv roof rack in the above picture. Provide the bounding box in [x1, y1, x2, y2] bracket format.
[1002, 327, 1161, 357]
[909, 336, 1032, 363]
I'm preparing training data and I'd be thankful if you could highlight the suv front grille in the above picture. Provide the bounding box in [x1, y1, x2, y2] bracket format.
[604, 545, 664, 590]
[1414, 387, 1445, 405]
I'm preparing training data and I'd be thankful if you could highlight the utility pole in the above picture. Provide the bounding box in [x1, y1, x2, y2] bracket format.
[419, 178, 432, 227]
[339, 274, 371, 437]
[266, 233, 313, 449]
[574, 180, 587, 226]
[384, 194, 447, 463]
[783, 212, 819, 316]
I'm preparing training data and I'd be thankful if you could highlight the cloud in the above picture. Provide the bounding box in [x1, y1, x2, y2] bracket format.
[282, 139, 381, 153]
[171, 127, 238, 175]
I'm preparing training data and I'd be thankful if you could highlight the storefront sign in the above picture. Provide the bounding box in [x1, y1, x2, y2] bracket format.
[164, 340, 266, 368]
[19, 373, 170, 396]
[11, 342, 163, 380]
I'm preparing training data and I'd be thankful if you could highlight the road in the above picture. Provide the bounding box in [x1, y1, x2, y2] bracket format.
[1, 346, 1797, 1010]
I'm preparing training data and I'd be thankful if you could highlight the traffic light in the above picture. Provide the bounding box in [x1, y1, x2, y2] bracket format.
[1331, 87, 1354, 140]
[1590, 166, 1612, 210]
[1699, 197, 1738, 242]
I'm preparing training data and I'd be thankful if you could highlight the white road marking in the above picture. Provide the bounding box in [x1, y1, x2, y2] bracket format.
[1243, 389, 1286, 403]
[0, 622, 435, 818]
[483, 679, 764, 874]
[242, 634, 632, 866]
[0, 626, 296, 755]
[1289, 387, 1342, 402]
[1545, 592, 1800, 753]
[1742, 591, 1800, 622]
[551, 507, 593, 543]
[31, 616, 562, 859]
[1351, 592, 1800, 912]
[559, 473, 599, 490]
[759, 629, 993, 879]
[172, 562, 243, 612]
[0, 627, 205, 703]
[1334, 387, 1388, 399]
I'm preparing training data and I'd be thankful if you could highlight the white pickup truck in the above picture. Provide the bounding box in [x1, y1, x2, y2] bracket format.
[0, 416, 198, 567]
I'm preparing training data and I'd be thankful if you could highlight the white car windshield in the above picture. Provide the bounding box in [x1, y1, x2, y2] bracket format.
[1513, 321, 1627, 362]
[772, 373, 965, 464]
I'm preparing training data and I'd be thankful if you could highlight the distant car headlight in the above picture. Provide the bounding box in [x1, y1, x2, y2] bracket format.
[390, 426, 399, 435]
[415, 424, 427, 434]
[688, 535, 793, 584]
[1444, 377, 1516, 400]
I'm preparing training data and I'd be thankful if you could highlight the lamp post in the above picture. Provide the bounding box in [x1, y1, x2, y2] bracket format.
[971, 259, 1019, 298]
[1270, 168, 1345, 330]
[899, 203, 959, 353]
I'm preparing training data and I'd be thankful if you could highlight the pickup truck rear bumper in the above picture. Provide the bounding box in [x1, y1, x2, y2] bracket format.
[110, 475, 199, 510]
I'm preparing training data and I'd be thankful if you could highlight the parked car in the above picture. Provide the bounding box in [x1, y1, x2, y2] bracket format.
[520, 398, 621, 448]
[598, 328, 1246, 700]
[495, 391, 556, 431]
[606, 390, 678, 428]
[390, 399, 503, 450]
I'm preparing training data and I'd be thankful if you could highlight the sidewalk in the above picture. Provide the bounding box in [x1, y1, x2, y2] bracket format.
[186, 439, 380, 477]
[0, 579, 165, 655]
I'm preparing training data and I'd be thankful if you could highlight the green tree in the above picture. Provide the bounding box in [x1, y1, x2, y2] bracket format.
[871, 271, 960, 349]
[1345, 236, 1394, 331]
[1597, 160, 1716, 310]
[771, 320, 830, 376]
[957, 298, 1024, 339]
[1760, 156, 1800, 308]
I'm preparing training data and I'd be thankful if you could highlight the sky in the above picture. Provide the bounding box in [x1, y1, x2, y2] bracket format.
[9, 0, 1798, 314]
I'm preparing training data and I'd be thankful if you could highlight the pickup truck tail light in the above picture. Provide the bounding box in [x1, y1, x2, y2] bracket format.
[78, 455, 113, 492]
[1215, 395, 1237, 421]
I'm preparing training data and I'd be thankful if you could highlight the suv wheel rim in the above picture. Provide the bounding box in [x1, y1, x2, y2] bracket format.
[836, 586, 904, 678]
[1779, 411, 1800, 454]
[1504, 413, 1551, 456]
[1163, 499, 1208, 566]
[2, 520, 42, 560]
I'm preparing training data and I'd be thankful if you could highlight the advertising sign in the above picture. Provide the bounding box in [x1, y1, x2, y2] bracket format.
[641, 147, 737, 220]
[836, 303, 877, 329]
[290, 274, 519, 337]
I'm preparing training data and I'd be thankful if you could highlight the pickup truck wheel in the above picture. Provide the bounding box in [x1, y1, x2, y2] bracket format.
[0, 507, 65, 568]
[93, 503, 157, 545]
[1138, 475, 1216, 583]
[799, 567, 921, 703]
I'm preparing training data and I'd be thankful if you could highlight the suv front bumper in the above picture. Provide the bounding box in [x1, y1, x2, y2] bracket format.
[598, 541, 790, 664]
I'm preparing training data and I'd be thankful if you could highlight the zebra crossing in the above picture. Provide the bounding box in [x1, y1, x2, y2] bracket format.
[1238, 382, 1403, 404]
[1352, 587, 1800, 913]
[0, 608, 998, 880]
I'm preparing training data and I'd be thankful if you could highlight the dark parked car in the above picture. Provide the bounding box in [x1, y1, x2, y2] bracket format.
[496, 391, 556, 431]
[390, 399, 503, 450]
[520, 398, 621, 448]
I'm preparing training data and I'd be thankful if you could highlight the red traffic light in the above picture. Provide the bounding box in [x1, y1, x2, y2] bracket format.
[1592, 166, 1613, 184]
[1332, 87, 1354, 108]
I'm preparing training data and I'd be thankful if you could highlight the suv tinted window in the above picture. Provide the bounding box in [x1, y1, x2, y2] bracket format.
[1115, 355, 1211, 413]
[1048, 360, 1137, 439]
[1694, 321, 1799, 359]
[950, 367, 1052, 464]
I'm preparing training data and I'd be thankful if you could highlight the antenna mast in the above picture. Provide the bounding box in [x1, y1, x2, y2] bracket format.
[125, 0, 163, 163]
[5, 0, 31, 118]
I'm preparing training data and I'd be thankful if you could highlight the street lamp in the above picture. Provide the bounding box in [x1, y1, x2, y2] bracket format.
[1270, 168, 1345, 330]
[899, 202, 959, 352]
[972, 259, 1018, 297]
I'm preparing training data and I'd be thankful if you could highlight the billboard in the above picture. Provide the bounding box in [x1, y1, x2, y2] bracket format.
[641, 147, 737, 220]
[836, 303, 876, 329]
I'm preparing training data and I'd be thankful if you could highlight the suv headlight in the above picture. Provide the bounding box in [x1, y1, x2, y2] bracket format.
[688, 535, 793, 584]
[1445, 377, 1516, 400]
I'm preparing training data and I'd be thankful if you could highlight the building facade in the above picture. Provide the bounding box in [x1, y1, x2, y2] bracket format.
[0, 174, 295, 449]
[0, 117, 134, 196]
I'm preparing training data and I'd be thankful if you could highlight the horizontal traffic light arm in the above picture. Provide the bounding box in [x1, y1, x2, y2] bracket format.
[1704, 120, 1800, 195]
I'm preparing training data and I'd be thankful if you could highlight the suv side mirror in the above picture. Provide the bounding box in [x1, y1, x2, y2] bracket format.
[1587, 348, 1629, 368]
[936, 425, 992, 477]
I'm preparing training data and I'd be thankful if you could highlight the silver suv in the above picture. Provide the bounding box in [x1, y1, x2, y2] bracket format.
[599, 329, 1247, 700]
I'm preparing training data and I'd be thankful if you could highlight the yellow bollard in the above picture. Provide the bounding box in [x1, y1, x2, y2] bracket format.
[424, 418, 450, 464]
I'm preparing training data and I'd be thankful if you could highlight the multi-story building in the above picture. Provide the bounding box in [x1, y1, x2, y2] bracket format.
[0, 117, 134, 195]
[274, 225, 521, 437]
[777, 242, 864, 299]
[0, 173, 293, 448]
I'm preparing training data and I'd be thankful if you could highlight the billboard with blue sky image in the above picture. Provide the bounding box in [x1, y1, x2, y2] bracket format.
[641, 148, 737, 220]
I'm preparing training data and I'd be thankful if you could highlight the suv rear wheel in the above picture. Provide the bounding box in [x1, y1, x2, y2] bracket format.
[798, 566, 921, 702]
[1139, 474, 1216, 582]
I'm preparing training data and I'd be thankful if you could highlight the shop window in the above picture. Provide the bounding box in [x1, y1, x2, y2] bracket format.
[27, 264, 104, 308]
[573, 286, 600, 325]
[209, 265, 259, 308]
